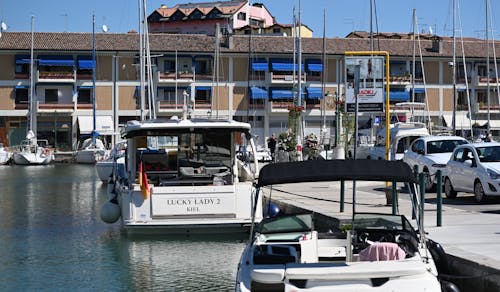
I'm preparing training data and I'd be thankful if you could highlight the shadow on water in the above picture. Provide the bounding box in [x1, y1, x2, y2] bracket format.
[0, 164, 247, 291]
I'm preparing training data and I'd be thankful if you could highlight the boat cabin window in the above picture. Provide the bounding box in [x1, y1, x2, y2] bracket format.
[135, 131, 234, 186]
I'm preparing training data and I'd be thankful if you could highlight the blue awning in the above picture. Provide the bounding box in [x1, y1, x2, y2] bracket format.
[306, 60, 323, 72]
[15, 55, 31, 64]
[77, 56, 95, 69]
[78, 86, 94, 90]
[250, 86, 268, 99]
[196, 86, 212, 91]
[271, 88, 293, 99]
[306, 87, 323, 99]
[270, 59, 304, 71]
[412, 88, 426, 94]
[386, 91, 410, 102]
[251, 59, 268, 71]
[38, 55, 75, 67]
[15, 85, 29, 89]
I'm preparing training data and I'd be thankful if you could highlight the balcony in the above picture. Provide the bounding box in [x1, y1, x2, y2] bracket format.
[476, 76, 500, 86]
[37, 71, 75, 82]
[37, 103, 74, 112]
[270, 72, 306, 84]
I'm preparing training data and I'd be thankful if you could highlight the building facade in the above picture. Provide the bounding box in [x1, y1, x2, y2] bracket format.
[0, 31, 498, 150]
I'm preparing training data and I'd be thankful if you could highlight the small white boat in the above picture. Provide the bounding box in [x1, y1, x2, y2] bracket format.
[95, 141, 127, 183]
[236, 159, 457, 292]
[12, 131, 53, 165]
[0, 143, 12, 164]
[74, 138, 108, 164]
[100, 117, 263, 234]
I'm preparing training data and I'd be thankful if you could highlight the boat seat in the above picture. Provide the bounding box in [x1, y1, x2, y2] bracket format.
[358, 242, 406, 261]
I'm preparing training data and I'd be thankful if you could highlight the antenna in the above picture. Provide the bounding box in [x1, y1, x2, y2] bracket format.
[1, 21, 7, 31]
[102, 24, 108, 32]
[429, 26, 433, 35]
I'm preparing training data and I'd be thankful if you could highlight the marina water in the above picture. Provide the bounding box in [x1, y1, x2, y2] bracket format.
[0, 164, 245, 291]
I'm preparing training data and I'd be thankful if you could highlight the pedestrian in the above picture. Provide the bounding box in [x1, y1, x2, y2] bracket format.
[267, 133, 277, 162]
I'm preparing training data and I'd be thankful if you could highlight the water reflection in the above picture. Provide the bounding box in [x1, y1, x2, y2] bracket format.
[0, 164, 245, 291]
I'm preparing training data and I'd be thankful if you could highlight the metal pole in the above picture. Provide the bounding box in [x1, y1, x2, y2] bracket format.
[419, 172, 425, 225]
[92, 13, 97, 146]
[392, 181, 398, 215]
[352, 65, 360, 221]
[436, 169, 442, 226]
[340, 179, 345, 212]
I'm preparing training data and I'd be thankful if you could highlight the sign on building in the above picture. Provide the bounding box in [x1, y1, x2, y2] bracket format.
[345, 56, 385, 113]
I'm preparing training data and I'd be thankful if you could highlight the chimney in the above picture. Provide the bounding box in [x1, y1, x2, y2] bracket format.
[160, 4, 167, 9]
[430, 36, 442, 53]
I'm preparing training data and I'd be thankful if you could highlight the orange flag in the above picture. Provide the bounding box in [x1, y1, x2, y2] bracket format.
[139, 162, 150, 199]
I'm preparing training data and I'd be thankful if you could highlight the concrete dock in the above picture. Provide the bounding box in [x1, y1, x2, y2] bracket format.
[263, 180, 500, 292]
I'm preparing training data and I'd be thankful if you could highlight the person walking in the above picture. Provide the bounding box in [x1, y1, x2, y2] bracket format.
[267, 133, 277, 162]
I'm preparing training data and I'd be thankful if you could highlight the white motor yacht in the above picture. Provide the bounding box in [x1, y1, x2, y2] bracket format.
[100, 117, 263, 234]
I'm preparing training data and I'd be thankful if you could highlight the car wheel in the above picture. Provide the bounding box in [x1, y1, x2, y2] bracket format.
[474, 181, 487, 203]
[444, 178, 457, 198]
[423, 168, 435, 192]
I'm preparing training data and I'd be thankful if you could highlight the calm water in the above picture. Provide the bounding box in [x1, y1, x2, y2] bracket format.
[0, 164, 245, 291]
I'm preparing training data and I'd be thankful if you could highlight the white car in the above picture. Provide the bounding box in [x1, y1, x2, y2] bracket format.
[402, 136, 469, 191]
[444, 142, 500, 203]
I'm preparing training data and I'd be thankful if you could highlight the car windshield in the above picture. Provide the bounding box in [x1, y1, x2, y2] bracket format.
[477, 146, 500, 162]
[427, 139, 467, 154]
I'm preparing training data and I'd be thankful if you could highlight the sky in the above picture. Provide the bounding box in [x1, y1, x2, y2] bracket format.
[1, 0, 499, 40]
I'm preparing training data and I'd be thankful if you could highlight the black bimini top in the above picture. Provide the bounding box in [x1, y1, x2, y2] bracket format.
[256, 159, 416, 187]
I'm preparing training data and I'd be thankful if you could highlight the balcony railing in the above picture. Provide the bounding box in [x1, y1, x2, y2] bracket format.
[38, 71, 75, 82]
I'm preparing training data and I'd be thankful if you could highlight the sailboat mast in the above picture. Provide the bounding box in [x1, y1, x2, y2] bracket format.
[412, 9, 417, 117]
[297, 0, 303, 160]
[29, 15, 35, 137]
[486, 0, 490, 133]
[138, 0, 145, 121]
[92, 13, 97, 146]
[452, 0, 456, 133]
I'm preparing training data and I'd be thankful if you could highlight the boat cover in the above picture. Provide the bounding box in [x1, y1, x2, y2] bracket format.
[256, 159, 416, 187]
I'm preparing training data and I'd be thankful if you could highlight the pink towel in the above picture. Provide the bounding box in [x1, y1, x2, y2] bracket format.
[359, 242, 406, 261]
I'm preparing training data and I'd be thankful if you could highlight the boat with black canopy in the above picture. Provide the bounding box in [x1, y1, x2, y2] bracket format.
[236, 159, 457, 291]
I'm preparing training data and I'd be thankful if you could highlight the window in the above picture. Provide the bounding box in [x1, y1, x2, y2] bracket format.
[164, 59, 176, 73]
[45, 89, 58, 104]
[273, 28, 281, 34]
[16, 64, 29, 74]
[195, 88, 211, 103]
[78, 88, 92, 104]
[15, 88, 29, 104]
[237, 12, 246, 20]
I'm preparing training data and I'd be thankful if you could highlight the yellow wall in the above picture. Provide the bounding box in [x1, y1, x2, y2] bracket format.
[441, 88, 453, 111]
[118, 57, 137, 81]
[0, 56, 14, 80]
[233, 87, 247, 111]
[97, 56, 112, 81]
[425, 62, 440, 84]
[0, 87, 14, 110]
[233, 57, 249, 82]
[213, 86, 229, 110]
[119, 86, 138, 110]
[427, 88, 441, 111]
[96, 86, 112, 110]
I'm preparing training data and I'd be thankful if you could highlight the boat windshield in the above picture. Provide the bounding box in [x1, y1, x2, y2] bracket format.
[353, 213, 414, 233]
[426, 139, 468, 154]
[256, 214, 313, 234]
[477, 146, 500, 162]
[136, 129, 235, 185]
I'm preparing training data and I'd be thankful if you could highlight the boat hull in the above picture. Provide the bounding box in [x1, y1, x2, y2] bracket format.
[12, 151, 53, 165]
[115, 181, 262, 234]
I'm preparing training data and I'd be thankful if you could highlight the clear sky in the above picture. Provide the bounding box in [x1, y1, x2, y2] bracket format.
[1, 0, 499, 39]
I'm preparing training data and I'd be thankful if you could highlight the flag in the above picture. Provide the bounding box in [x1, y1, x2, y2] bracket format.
[139, 162, 151, 199]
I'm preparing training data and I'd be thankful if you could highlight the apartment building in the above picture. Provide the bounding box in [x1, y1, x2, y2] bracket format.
[0, 31, 498, 150]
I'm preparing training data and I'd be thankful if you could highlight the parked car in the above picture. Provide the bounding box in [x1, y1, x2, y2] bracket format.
[443, 142, 500, 203]
[402, 136, 469, 191]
